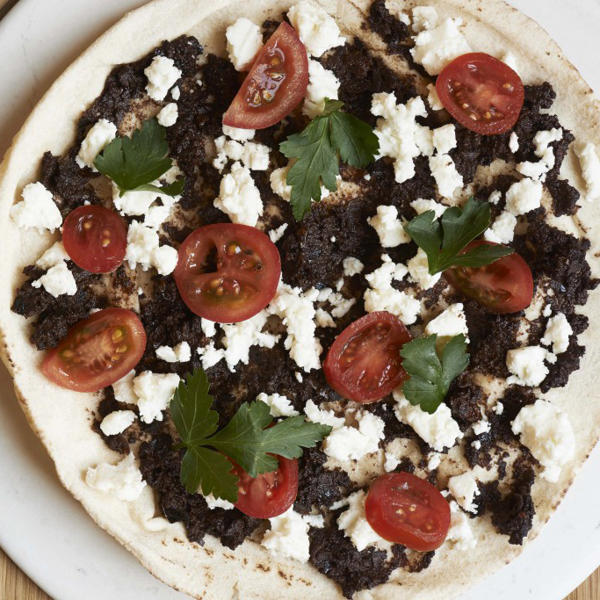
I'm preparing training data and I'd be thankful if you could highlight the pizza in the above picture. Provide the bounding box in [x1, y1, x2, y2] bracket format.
[1, 0, 600, 598]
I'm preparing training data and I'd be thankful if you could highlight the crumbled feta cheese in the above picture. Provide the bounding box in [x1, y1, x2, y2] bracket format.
[304, 399, 345, 428]
[472, 418, 490, 435]
[76, 119, 117, 170]
[304, 60, 340, 118]
[484, 210, 517, 244]
[99, 410, 136, 436]
[145, 56, 182, 102]
[201, 319, 216, 338]
[171, 86, 180, 101]
[411, 16, 471, 75]
[269, 223, 288, 243]
[132, 371, 180, 423]
[411, 6, 439, 31]
[113, 184, 179, 229]
[10, 182, 62, 232]
[338, 491, 391, 551]
[541, 313, 572, 354]
[156, 342, 191, 363]
[408, 248, 441, 290]
[426, 83, 444, 111]
[446, 500, 477, 550]
[517, 128, 562, 182]
[303, 513, 325, 528]
[384, 452, 400, 472]
[125, 221, 178, 275]
[576, 142, 600, 200]
[511, 400, 575, 482]
[315, 308, 335, 328]
[157, 102, 178, 127]
[393, 389, 463, 451]
[31, 262, 77, 298]
[488, 190, 502, 205]
[428, 453, 442, 470]
[343, 256, 364, 277]
[226, 18, 263, 71]
[509, 132, 519, 153]
[112, 370, 137, 405]
[256, 392, 299, 417]
[295, 372, 303, 383]
[371, 93, 432, 184]
[542, 304, 553, 318]
[203, 494, 235, 511]
[328, 292, 356, 318]
[197, 342, 226, 370]
[364, 255, 420, 324]
[448, 471, 480, 513]
[368, 205, 410, 247]
[433, 124, 457, 155]
[429, 153, 463, 199]
[214, 162, 263, 226]
[85, 453, 146, 502]
[324, 410, 385, 461]
[287, 1, 345, 57]
[35, 241, 69, 270]
[493, 402, 504, 415]
[262, 507, 312, 562]
[213, 135, 270, 172]
[505, 178, 543, 216]
[410, 198, 447, 218]
[222, 124, 255, 141]
[506, 346, 550, 387]
[425, 303, 468, 339]
[471, 440, 482, 450]
[268, 283, 321, 372]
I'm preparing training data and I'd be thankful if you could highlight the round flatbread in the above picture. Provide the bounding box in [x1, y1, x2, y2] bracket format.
[1, 0, 599, 598]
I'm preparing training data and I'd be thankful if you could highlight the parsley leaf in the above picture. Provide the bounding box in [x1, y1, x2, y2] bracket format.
[94, 118, 184, 197]
[170, 369, 332, 501]
[280, 99, 379, 220]
[400, 334, 470, 414]
[404, 198, 514, 274]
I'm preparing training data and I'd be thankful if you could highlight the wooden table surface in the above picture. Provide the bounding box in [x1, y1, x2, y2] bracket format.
[0, 0, 598, 598]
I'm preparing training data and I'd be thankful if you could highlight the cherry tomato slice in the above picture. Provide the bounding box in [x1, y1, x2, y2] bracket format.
[173, 223, 281, 323]
[41, 308, 147, 393]
[436, 52, 524, 135]
[62, 205, 127, 273]
[223, 22, 309, 130]
[365, 472, 450, 551]
[232, 456, 299, 519]
[323, 311, 412, 404]
[445, 240, 534, 314]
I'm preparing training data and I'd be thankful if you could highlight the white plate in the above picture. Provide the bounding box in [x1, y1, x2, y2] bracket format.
[1, 1, 600, 599]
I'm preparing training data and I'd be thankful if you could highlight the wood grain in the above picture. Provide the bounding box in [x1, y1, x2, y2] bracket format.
[0, 0, 597, 598]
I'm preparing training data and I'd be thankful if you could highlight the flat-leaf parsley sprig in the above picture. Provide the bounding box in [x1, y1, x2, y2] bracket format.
[170, 369, 332, 502]
[400, 334, 470, 414]
[95, 118, 184, 197]
[280, 99, 379, 220]
[404, 198, 513, 274]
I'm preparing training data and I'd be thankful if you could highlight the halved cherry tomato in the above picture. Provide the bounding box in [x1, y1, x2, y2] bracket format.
[41, 308, 146, 393]
[323, 311, 412, 404]
[232, 456, 299, 519]
[223, 22, 309, 130]
[436, 52, 524, 135]
[173, 224, 281, 323]
[445, 240, 533, 314]
[365, 472, 450, 552]
[62, 205, 127, 273]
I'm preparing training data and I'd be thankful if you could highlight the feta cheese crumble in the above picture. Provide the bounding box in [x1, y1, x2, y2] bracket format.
[76, 119, 117, 170]
[337, 491, 391, 551]
[256, 392, 299, 417]
[100, 410, 136, 436]
[368, 205, 410, 247]
[157, 102, 179, 127]
[213, 135, 270, 172]
[132, 371, 180, 423]
[10, 182, 62, 232]
[393, 389, 463, 451]
[268, 223, 288, 243]
[505, 177, 543, 216]
[511, 400, 575, 482]
[484, 210, 517, 244]
[145, 56, 182, 102]
[343, 256, 364, 277]
[304, 399, 345, 429]
[287, 1, 345, 57]
[85, 453, 146, 502]
[506, 346, 550, 387]
[541, 313, 572, 354]
[222, 124, 255, 141]
[448, 471, 480, 513]
[575, 142, 600, 200]
[262, 507, 315, 562]
[446, 500, 477, 550]
[432, 124, 457, 155]
[324, 410, 385, 461]
[35, 241, 69, 270]
[408, 248, 442, 290]
[214, 162, 263, 226]
[156, 342, 192, 363]
[31, 262, 77, 298]
[517, 128, 562, 182]
[125, 221, 178, 275]
[509, 132, 519, 153]
[304, 60, 340, 119]
[410, 197, 447, 218]
[226, 18, 263, 71]
[426, 83, 444, 111]
[429, 153, 463, 199]
[425, 303, 468, 340]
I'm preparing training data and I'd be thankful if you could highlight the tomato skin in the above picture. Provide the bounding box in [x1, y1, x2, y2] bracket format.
[223, 22, 309, 130]
[41, 308, 147, 393]
[62, 205, 127, 273]
[365, 472, 450, 551]
[324, 311, 412, 404]
[232, 456, 299, 519]
[174, 223, 281, 323]
[445, 240, 534, 314]
[436, 52, 524, 135]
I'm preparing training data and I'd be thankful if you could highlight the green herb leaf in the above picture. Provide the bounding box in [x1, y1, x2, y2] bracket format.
[170, 369, 332, 500]
[94, 118, 184, 196]
[400, 334, 469, 414]
[280, 99, 379, 220]
[404, 198, 514, 274]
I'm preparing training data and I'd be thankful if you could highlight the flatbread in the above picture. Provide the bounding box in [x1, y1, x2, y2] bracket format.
[1, 0, 599, 598]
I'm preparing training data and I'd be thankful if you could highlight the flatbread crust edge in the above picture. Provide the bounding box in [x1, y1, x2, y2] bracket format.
[0, 0, 599, 598]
